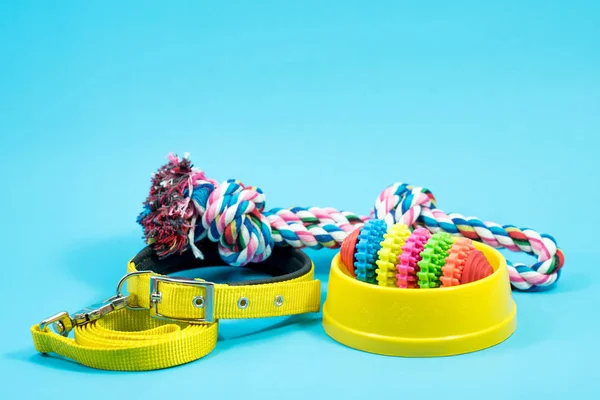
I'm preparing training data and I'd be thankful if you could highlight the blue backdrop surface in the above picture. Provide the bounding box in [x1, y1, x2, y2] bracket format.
[1, 1, 599, 398]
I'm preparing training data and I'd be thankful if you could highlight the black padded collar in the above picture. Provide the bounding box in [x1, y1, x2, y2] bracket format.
[131, 240, 311, 286]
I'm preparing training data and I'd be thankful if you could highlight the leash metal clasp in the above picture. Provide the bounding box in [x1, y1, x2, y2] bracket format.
[71, 295, 129, 326]
[39, 295, 129, 337]
[39, 271, 152, 335]
[39, 312, 74, 337]
[38, 270, 215, 335]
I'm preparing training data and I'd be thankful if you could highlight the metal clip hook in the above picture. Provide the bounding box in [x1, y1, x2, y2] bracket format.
[71, 295, 129, 326]
[39, 311, 74, 337]
[39, 295, 129, 336]
[39, 270, 153, 335]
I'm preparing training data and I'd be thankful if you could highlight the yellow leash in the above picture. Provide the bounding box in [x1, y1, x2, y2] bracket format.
[31, 251, 321, 371]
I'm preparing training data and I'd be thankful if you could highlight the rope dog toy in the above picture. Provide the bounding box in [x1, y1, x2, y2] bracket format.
[139, 153, 564, 291]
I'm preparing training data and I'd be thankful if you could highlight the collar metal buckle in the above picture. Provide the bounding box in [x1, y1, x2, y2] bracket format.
[148, 276, 215, 323]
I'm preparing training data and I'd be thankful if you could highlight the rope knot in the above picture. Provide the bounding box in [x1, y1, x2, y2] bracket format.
[138, 154, 274, 266]
[374, 183, 437, 227]
[202, 179, 274, 266]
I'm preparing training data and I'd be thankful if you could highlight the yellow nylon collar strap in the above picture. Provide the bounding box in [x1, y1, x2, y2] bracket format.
[125, 262, 321, 321]
[31, 244, 320, 371]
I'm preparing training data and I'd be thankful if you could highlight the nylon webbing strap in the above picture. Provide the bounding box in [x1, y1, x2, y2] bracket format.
[31, 309, 220, 371]
[126, 262, 321, 320]
[31, 249, 320, 371]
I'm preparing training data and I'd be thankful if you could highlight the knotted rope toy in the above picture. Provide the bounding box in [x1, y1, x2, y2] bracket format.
[138, 153, 564, 291]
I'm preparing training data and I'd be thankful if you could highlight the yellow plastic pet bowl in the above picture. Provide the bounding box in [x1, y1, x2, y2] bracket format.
[322, 241, 517, 357]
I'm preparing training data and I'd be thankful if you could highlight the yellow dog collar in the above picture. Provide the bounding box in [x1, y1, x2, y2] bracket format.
[31, 241, 321, 371]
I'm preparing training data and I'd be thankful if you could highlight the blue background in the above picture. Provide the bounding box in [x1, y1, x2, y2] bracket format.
[1, 1, 599, 398]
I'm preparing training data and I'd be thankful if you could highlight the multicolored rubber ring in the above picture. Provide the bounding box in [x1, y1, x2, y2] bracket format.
[396, 227, 431, 288]
[440, 238, 474, 287]
[341, 228, 361, 277]
[417, 232, 454, 288]
[375, 223, 411, 287]
[354, 219, 387, 284]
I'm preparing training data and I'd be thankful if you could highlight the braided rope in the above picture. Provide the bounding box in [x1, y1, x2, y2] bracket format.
[374, 183, 564, 291]
[265, 207, 367, 249]
[138, 155, 564, 291]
